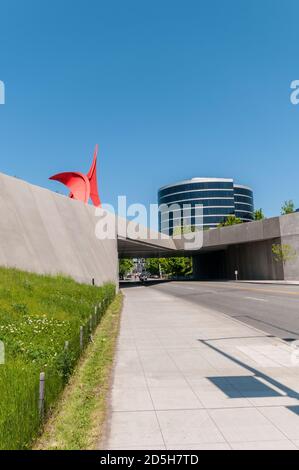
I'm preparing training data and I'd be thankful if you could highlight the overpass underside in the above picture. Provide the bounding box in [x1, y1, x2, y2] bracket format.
[117, 236, 179, 259]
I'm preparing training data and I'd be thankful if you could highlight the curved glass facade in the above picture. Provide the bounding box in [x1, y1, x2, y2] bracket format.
[158, 178, 254, 235]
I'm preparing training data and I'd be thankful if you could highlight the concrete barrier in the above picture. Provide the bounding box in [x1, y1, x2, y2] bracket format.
[0, 173, 118, 286]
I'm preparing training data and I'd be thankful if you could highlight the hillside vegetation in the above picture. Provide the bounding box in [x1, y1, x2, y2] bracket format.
[0, 267, 115, 449]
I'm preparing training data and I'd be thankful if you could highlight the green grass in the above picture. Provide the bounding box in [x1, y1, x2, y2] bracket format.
[34, 294, 122, 450]
[0, 267, 116, 450]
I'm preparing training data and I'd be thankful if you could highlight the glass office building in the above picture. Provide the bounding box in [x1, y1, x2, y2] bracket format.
[158, 178, 254, 235]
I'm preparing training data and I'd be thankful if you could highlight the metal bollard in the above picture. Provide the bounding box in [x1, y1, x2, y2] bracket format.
[80, 326, 84, 350]
[39, 372, 45, 419]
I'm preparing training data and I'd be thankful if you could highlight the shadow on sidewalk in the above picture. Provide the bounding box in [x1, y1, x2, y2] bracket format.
[201, 339, 299, 402]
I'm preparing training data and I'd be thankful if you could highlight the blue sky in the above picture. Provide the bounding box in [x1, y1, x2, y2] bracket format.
[1, 0, 299, 227]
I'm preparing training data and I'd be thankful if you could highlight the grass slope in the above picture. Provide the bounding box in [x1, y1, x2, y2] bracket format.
[0, 267, 115, 449]
[34, 293, 122, 450]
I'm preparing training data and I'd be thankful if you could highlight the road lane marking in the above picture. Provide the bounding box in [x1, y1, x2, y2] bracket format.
[244, 296, 268, 302]
[167, 284, 218, 294]
[171, 282, 299, 297]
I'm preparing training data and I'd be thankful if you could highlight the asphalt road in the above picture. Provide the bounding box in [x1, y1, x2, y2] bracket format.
[137, 281, 299, 341]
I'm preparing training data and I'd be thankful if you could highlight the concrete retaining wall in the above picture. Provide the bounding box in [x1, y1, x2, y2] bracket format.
[0, 173, 119, 286]
[225, 238, 283, 280]
[193, 239, 284, 281]
[280, 212, 299, 280]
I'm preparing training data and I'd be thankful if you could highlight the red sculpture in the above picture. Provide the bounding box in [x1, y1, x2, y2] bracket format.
[49, 145, 101, 207]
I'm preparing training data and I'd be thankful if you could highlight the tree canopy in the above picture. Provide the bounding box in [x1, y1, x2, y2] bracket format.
[119, 258, 134, 277]
[218, 215, 242, 227]
[281, 200, 295, 215]
[254, 208, 265, 220]
[144, 257, 192, 277]
[272, 244, 297, 264]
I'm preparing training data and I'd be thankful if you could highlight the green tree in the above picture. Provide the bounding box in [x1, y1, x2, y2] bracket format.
[172, 225, 195, 236]
[281, 200, 295, 215]
[119, 258, 134, 277]
[144, 258, 161, 276]
[166, 257, 193, 276]
[254, 208, 265, 220]
[145, 257, 193, 277]
[272, 243, 297, 265]
[218, 215, 242, 227]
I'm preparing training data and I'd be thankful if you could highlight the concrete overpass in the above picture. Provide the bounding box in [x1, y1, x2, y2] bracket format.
[118, 213, 299, 281]
[0, 171, 298, 284]
[117, 217, 178, 258]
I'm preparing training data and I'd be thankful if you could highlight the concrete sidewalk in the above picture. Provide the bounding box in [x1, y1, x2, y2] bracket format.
[103, 285, 299, 450]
